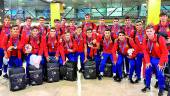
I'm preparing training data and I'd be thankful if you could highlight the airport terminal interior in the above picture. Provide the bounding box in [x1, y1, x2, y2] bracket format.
[0, 0, 170, 96]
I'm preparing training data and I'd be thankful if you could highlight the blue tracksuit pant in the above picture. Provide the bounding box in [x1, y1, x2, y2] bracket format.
[99, 53, 114, 73]
[135, 53, 144, 79]
[75, 52, 85, 70]
[113, 53, 136, 79]
[145, 57, 165, 91]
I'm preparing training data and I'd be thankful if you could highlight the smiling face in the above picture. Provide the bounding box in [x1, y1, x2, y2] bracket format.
[54, 21, 61, 28]
[61, 18, 66, 25]
[26, 19, 32, 26]
[118, 32, 126, 41]
[160, 15, 168, 22]
[16, 19, 21, 26]
[99, 19, 105, 25]
[11, 26, 19, 37]
[86, 30, 92, 38]
[135, 22, 143, 31]
[65, 32, 70, 41]
[113, 19, 119, 25]
[4, 17, 10, 26]
[85, 15, 90, 21]
[125, 19, 131, 26]
[39, 18, 45, 26]
[50, 28, 56, 37]
[75, 27, 82, 35]
[104, 30, 111, 39]
[32, 28, 39, 37]
[146, 27, 155, 40]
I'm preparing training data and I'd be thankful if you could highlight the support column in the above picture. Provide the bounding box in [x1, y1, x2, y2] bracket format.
[147, 0, 161, 25]
[50, 2, 61, 27]
[0, 0, 5, 23]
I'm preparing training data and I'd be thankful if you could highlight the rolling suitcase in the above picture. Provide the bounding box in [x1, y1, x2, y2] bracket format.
[9, 67, 26, 91]
[83, 60, 96, 79]
[29, 65, 43, 85]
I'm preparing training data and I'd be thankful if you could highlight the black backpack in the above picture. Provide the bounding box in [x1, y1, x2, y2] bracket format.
[9, 67, 26, 91]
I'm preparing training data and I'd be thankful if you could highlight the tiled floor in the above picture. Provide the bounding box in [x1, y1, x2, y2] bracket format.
[0, 73, 168, 96]
[0, 57, 168, 96]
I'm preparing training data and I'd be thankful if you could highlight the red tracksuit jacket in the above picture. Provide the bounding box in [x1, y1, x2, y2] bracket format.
[43, 35, 65, 62]
[21, 25, 32, 44]
[111, 24, 122, 39]
[82, 22, 97, 33]
[67, 25, 77, 36]
[123, 25, 135, 38]
[86, 32, 100, 57]
[102, 37, 114, 54]
[142, 34, 168, 66]
[154, 22, 170, 50]
[61, 35, 77, 55]
[97, 24, 107, 36]
[134, 30, 146, 53]
[7, 36, 24, 59]
[112, 38, 138, 62]
[74, 33, 86, 52]
[23, 35, 44, 56]
[37, 25, 49, 37]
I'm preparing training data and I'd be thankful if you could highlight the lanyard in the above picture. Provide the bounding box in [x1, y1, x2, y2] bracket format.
[99, 25, 105, 34]
[148, 40, 154, 53]
[104, 38, 110, 48]
[12, 37, 19, 47]
[137, 30, 144, 44]
[114, 25, 120, 36]
[125, 25, 133, 36]
[119, 40, 127, 53]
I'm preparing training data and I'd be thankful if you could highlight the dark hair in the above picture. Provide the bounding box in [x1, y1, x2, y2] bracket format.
[70, 18, 75, 21]
[135, 20, 142, 24]
[145, 24, 154, 30]
[4, 15, 10, 19]
[100, 17, 105, 20]
[50, 27, 56, 30]
[31, 26, 38, 30]
[105, 28, 111, 32]
[77, 26, 82, 29]
[39, 16, 45, 20]
[11, 25, 18, 29]
[118, 31, 125, 35]
[113, 17, 119, 21]
[25, 17, 32, 21]
[62, 18, 66, 20]
[54, 19, 60, 22]
[159, 12, 167, 17]
[86, 28, 92, 32]
[125, 16, 130, 19]
[85, 13, 90, 16]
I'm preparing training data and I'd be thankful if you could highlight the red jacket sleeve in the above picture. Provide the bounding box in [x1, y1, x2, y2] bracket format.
[112, 40, 118, 63]
[129, 38, 138, 58]
[143, 38, 150, 64]
[158, 36, 169, 66]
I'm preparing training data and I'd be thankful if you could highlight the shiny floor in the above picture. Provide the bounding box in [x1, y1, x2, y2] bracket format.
[0, 73, 168, 96]
[0, 57, 168, 96]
